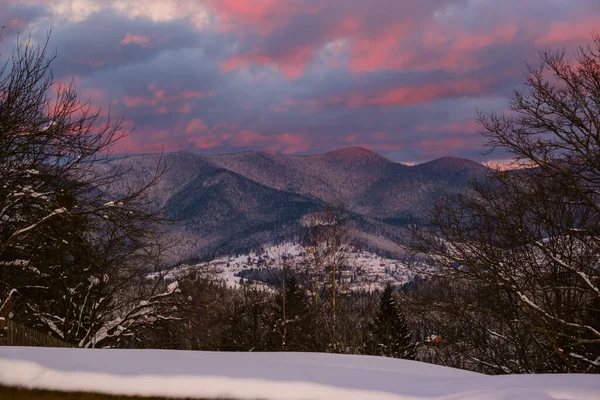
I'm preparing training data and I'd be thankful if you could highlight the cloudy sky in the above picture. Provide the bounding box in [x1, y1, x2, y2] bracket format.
[1, 0, 598, 163]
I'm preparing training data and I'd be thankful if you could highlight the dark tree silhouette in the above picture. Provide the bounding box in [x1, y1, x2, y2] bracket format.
[0, 32, 179, 348]
[270, 275, 313, 351]
[409, 33, 600, 373]
[365, 284, 415, 359]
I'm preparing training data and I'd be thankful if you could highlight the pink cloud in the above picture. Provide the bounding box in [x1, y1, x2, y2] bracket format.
[26, 0, 598, 160]
[112, 122, 184, 154]
[213, 0, 597, 79]
[326, 78, 487, 108]
[230, 130, 268, 147]
[369, 80, 484, 106]
[218, 12, 360, 79]
[151, 89, 178, 105]
[422, 29, 448, 49]
[80, 87, 105, 102]
[348, 24, 411, 73]
[276, 46, 315, 79]
[218, 11, 523, 80]
[209, 0, 293, 33]
[118, 86, 214, 115]
[149, 129, 171, 140]
[8, 18, 26, 30]
[345, 21, 521, 74]
[181, 91, 215, 99]
[122, 95, 147, 108]
[536, 18, 600, 45]
[418, 121, 481, 134]
[268, 133, 311, 153]
[220, 55, 264, 73]
[221, 44, 314, 80]
[450, 24, 518, 53]
[177, 103, 193, 114]
[417, 138, 467, 155]
[191, 136, 223, 149]
[344, 134, 358, 143]
[185, 118, 209, 134]
[120, 34, 153, 48]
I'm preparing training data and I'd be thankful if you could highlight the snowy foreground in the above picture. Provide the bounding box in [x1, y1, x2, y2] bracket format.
[1, 347, 599, 400]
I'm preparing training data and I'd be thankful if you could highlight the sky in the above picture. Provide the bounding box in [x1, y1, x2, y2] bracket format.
[0, 0, 598, 163]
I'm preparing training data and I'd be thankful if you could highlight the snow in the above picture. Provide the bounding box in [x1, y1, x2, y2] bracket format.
[156, 242, 418, 291]
[0, 347, 598, 400]
[10, 207, 67, 238]
[166, 281, 180, 294]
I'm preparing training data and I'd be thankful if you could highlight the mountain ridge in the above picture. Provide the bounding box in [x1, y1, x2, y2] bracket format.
[101, 147, 489, 258]
[120, 146, 478, 167]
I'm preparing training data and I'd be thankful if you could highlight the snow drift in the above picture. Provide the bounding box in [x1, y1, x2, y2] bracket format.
[0, 347, 598, 400]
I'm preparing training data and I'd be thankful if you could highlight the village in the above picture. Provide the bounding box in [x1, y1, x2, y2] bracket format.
[201, 243, 418, 291]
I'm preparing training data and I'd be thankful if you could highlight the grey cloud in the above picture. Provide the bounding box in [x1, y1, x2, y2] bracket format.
[0, 0, 595, 162]
[0, 4, 48, 46]
[42, 9, 205, 78]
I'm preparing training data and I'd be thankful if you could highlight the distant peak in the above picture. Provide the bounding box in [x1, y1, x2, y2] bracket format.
[326, 146, 374, 155]
[322, 147, 392, 163]
[416, 156, 485, 170]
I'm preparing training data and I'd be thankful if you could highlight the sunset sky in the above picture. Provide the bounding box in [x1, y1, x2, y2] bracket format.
[1, 0, 598, 163]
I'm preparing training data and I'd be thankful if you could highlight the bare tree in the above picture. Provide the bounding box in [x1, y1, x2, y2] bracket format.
[271, 246, 296, 351]
[302, 205, 353, 352]
[220, 282, 273, 351]
[409, 33, 600, 373]
[0, 33, 179, 347]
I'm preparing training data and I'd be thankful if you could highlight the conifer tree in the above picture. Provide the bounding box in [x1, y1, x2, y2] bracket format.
[365, 283, 414, 359]
[270, 275, 312, 351]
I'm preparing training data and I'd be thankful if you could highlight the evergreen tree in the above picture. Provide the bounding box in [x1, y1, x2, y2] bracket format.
[365, 284, 414, 359]
[269, 275, 313, 351]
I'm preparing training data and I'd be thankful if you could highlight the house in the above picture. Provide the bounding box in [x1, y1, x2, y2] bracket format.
[428, 334, 442, 343]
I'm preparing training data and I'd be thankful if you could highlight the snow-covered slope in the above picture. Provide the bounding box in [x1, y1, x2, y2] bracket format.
[1, 347, 598, 400]
[161, 243, 417, 291]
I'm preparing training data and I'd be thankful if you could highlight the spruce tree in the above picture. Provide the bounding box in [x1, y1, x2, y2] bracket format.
[269, 275, 313, 351]
[365, 283, 415, 359]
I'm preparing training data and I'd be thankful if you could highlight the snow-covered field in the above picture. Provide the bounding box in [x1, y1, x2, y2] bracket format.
[1, 347, 598, 400]
[161, 243, 416, 291]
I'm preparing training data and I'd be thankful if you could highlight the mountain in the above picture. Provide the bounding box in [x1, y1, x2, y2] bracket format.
[165, 165, 323, 255]
[413, 156, 487, 181]
[100, 147, 488, 259]
[203, 146, 394, 206]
